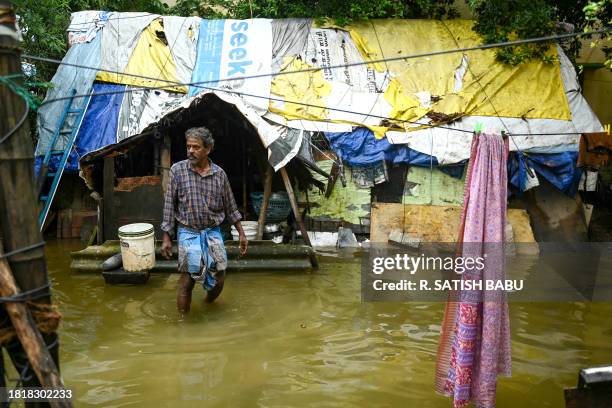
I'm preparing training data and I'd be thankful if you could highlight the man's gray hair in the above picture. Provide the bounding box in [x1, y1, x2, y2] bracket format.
[185, 127, 214, 148]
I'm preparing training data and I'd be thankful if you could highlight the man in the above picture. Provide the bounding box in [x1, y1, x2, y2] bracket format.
[161, 127, 248, 313]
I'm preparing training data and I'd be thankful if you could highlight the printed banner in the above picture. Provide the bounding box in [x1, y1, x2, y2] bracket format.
[189, 19, 272, 112]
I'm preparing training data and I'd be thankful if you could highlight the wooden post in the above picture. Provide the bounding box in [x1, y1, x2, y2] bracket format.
[280, 167, 312, 247]
[241, 136, 248, 216]
[325, 161, 340, 198]
[160, 134, 171, 194]
[256, 165, 273, 240]
[103, 157, 115, 240]
[0, 257, 70, 408]
[0, 2, 70, 403]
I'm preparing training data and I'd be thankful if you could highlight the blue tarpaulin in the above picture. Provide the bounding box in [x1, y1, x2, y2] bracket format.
[508, 151, 582, 197]
[35, 83, 125, 175]
[325, 128, 580, 195]
[325, 128, 465, 178]
[325, 128, 436, 167]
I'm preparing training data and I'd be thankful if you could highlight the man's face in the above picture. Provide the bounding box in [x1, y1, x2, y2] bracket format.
[186, 137, 212, 165]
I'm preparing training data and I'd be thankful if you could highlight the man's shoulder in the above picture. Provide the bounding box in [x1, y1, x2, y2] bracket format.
[170, 160, 189, 172]
[211, 162, 228, 177]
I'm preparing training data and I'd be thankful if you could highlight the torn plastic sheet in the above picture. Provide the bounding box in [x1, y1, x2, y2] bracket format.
[35, 34, 102, 156]
[97, 12, 159, 76]
[266, 124, 304, 170]
[325, 127, 434, 168]
[67, 10, 111, 45]
[163, 16, 201, 86]
[117, 87, 183, 142]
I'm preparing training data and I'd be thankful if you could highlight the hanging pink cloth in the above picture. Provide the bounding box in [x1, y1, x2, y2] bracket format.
[435, 133, 511, 408]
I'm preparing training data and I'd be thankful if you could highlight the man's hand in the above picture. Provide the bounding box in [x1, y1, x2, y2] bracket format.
[161, 232, 173, 259]
[239, 232, 248, 256]
[233, 221, 248, 256]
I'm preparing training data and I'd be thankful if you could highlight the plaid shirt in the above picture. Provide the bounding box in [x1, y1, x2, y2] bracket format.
[161, 159, 241, 236]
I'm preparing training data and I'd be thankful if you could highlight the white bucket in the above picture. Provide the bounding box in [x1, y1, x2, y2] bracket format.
[118, 223, 156, 272]
[231, 221, 258, 241]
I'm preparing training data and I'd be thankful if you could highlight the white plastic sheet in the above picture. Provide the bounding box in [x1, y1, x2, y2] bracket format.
[67, 10, 111, 45]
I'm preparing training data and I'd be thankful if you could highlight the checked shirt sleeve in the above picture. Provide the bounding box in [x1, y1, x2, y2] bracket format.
[161, 166, 178, 237]
[221, 171, 242, 225]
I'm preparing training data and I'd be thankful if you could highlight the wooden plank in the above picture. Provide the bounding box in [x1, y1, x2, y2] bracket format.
[370, 203, 537, 245]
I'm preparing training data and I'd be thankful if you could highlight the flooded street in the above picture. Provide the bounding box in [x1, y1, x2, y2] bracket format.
[41, 239, 612, 407]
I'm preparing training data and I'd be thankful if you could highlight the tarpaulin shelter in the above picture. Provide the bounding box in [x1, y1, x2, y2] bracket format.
[34, 12, 604, 230]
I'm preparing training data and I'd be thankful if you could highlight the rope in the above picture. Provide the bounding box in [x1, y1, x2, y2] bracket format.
[0, 242, 46, 261]
[0, 283, 52, 304]
[0, 74, 42, 110]
[66, 12, 155, 28]
[0, 74, 40, 147]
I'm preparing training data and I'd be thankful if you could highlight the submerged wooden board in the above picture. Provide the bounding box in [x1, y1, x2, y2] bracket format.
[370, 203, 537, 243]
[71, 240, 318, 272]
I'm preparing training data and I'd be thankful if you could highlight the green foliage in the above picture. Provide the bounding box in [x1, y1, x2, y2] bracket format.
[16, 0, 72, 82]
[14, 0, 195, 93]
[468, 0, 557, 65]
[183, 0, 459, 23]
[403, 0, 459, 19]
[582, 0, 612, 69]
[468, 0, 611, 66]
[177, 0, 405, 24]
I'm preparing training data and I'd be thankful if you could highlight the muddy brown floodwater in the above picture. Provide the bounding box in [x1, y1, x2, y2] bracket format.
[17, 239, 612, 407]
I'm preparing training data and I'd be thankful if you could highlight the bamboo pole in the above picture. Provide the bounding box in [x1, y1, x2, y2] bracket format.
[256, 165, 273, 240]
[279, 167, 312, 247]
[0, 2, 69, 403]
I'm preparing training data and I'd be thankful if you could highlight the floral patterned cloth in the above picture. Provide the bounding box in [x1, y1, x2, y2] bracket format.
[435, 133, 511, 408]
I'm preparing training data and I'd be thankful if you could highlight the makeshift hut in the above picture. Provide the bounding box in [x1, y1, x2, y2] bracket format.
[34, 12, 604, 244]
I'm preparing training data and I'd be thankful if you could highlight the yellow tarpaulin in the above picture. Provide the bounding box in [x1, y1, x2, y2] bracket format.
[270, 57, 331, 120]
[96, 19, 186, 93]
[347, 19, 571, 121]
[269, 19, 571, 136]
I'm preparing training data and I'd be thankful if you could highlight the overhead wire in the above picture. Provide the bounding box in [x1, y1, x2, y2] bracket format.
[12, 70, 585, 143]
[294, 29, 347, 169]
[32, 72, 586, 138]
[442, 21, 539, 178]
[22, 27, 611, 99]
[19, 26, 608, 143]
[63, 12, 157, 28]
